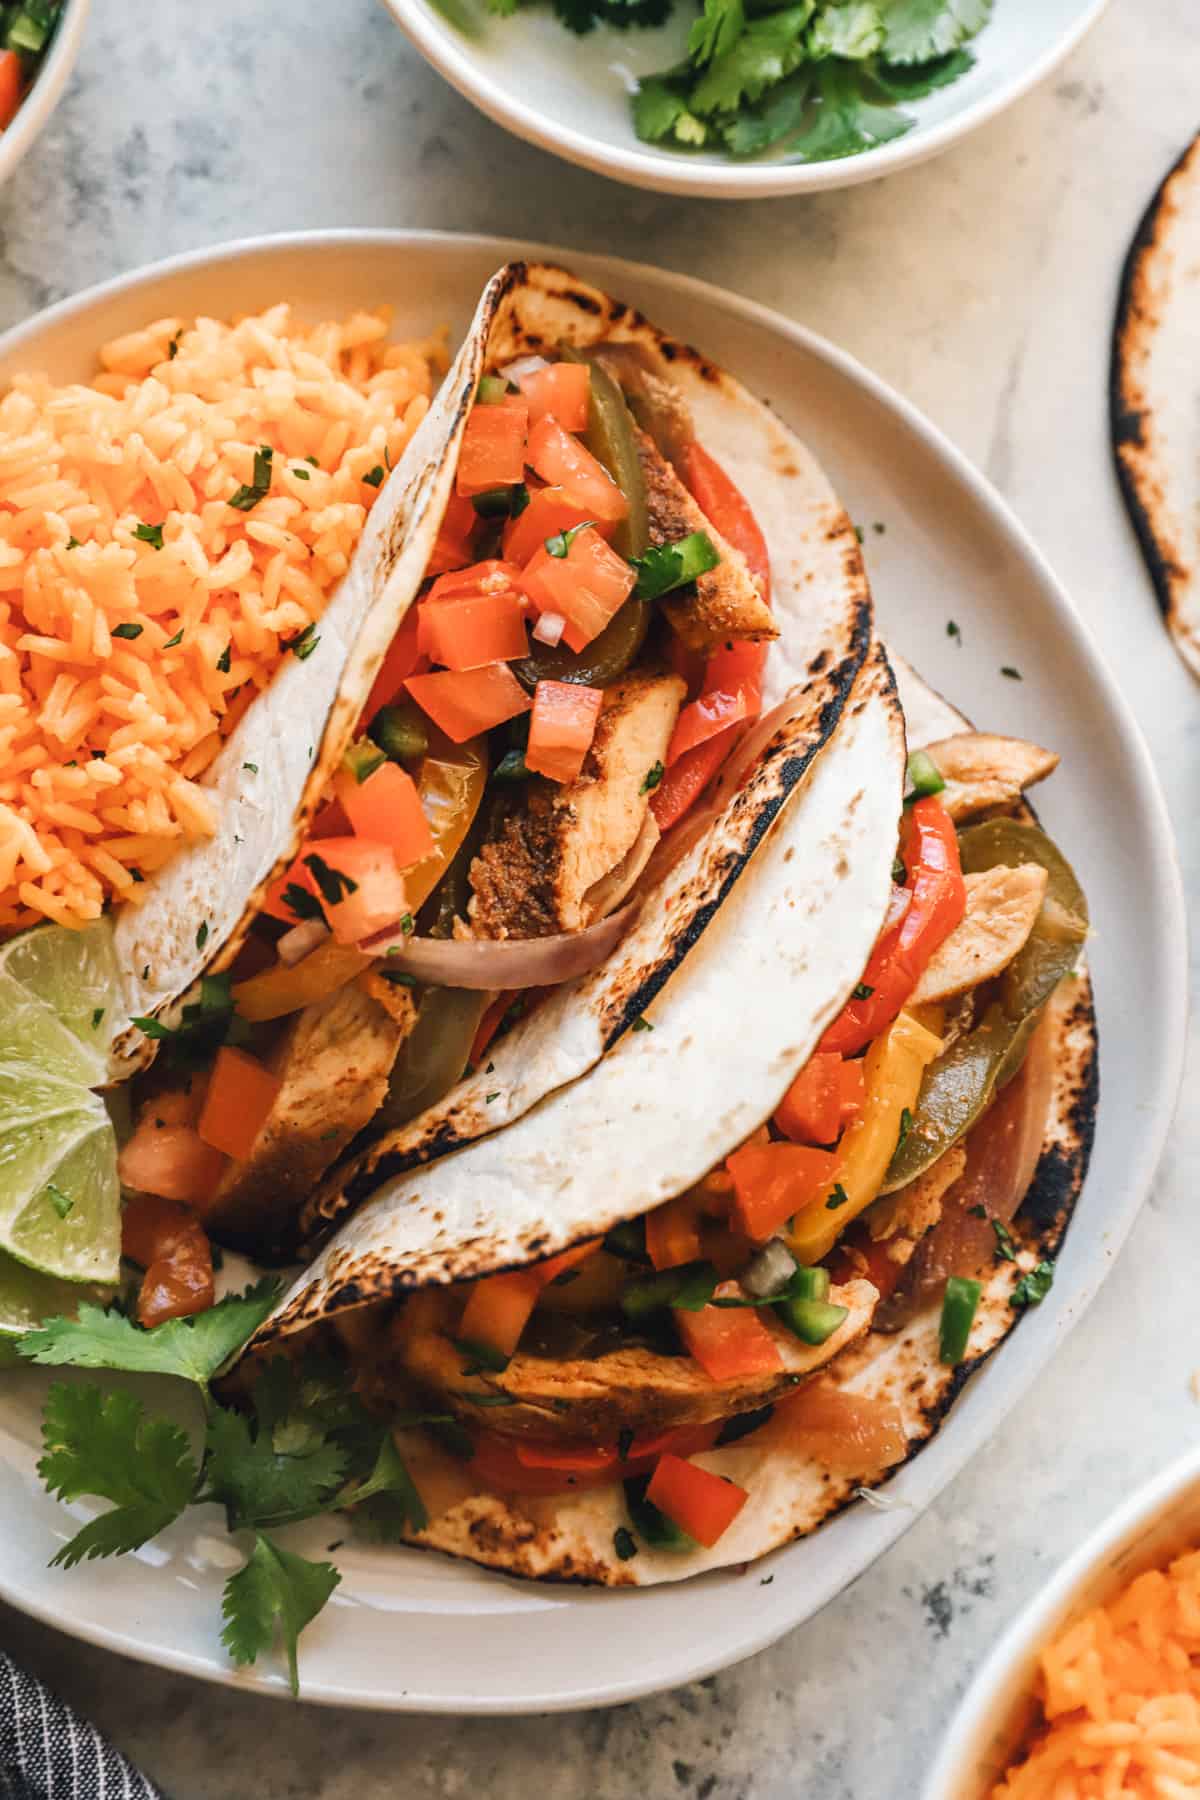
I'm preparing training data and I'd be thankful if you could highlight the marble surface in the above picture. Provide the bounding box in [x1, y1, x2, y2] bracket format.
[2, 0, 1197, 1794]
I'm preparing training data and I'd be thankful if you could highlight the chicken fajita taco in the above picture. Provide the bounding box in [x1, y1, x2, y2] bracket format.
[110, 260, 881, 1284]
[229, 655, 1097, 1586]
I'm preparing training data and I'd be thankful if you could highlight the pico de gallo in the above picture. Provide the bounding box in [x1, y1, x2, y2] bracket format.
[324, 738, 1087, 1558]
[0, 2, 65, 132]
[116, 345, 781, 1323]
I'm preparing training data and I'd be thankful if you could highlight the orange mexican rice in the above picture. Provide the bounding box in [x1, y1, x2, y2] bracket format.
[994, 1547, 1200, 1797]
[0, 302, 446, 935]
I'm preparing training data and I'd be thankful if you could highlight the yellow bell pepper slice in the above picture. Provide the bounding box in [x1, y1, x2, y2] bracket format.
[232, 940, 371, 1024]
[787, 1008, 944, 1266]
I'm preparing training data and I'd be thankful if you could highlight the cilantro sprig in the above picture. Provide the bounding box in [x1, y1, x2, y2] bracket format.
[490, 0, 991, 165]
[18, 1289, 425, 1694]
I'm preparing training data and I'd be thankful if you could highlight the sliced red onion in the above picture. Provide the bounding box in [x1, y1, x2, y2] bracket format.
[500, 354, 550, 386]
[360, 899, 639, 990]
[277, 918, 330, 965]
[532, 610, 566, 648]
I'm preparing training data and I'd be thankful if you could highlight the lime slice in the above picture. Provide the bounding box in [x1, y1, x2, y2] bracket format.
[0, 1249, 108, 1350]
[0, 919, 117, 1082]
[0, 1066, 120, 1285]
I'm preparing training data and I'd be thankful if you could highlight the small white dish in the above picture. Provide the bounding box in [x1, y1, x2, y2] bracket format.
[0, 230, 1183, 1712]
[381, 0, 1109, 198]
[923, 1444, 1200, 1798]
[0, 0, 89, 191]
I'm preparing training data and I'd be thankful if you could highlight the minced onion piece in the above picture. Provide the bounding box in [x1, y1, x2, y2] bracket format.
[740, 1237, 798, 1298]
[276, 918, 331, 965]
[532, 610, 566, 648]
[360, 898, 639, 989]
[499, 354, 550, 386]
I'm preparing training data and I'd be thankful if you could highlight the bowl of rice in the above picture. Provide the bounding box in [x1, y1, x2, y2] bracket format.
[924, 1444, 1200, 1798]
[0, 293, 445, 933]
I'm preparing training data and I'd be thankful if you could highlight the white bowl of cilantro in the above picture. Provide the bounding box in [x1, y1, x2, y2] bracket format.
[0, 0, 89, 190]
[383, 0, 1109, 195]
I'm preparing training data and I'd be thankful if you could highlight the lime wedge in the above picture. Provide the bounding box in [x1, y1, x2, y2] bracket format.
[0, 919, 117, 1082]
[0, 1250, 109, 1349]
[0, 918, 123, 1292]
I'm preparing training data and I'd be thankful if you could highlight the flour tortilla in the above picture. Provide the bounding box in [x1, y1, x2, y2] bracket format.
[238, 661, 1096, 1588]
[1112, 130, 1200, 679]
[298, 258, 873, 1245]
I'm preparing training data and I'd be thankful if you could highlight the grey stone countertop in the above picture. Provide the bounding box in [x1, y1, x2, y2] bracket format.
[2, 0, 1197, 1794]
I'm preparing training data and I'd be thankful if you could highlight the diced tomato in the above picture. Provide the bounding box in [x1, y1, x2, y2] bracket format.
[502, 486, 603, 567]
[820, 798, 966, 1057]
[525, 416, 628, 525]
[302, 836, 409, 944]
[137, 1230, 215, 1328]
[336, 761, 435, 866]
[767, 1382, 907, 1478]
[196, 1046, 282, 1162]
[666, 638, 766, 767]
[425, 491, 479, 579]
[520, 527, 635, 653]
[645, 1193, 706, 1270]
[838, 1057, 866, 1127]
[468, 1420, 719, 1496]
[117, 1117, 228, 1207]
[525, 680, 603, 783]
[519, 363, 590, 433]
[405, 664, 531, 743]
[675, 1302, 784, 1381]
[646, 1453, 748, 1548]
[775, 1053, 844, 1147]
[456, 403, 528, 497]
[262, 848, 321, 924]
[0, 53, 21, 132]
[121, 1193, 194, 1269]
[682, 443, 771, 601]
[649, 723, 740, 834]
[419, 592, 528, 672]
[427, 559, 525, 607]
[726, 1141, 840, 1243]
[361, 608, 424, 726]
[457, 1270, 542, 1360]
[309, 795, 353, 840]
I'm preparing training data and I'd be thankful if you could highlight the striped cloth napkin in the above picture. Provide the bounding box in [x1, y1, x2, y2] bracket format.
[0, 1654, 162, 1799]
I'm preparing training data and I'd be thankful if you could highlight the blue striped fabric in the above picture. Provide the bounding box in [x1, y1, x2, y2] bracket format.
[0, 1655, 162, 1800]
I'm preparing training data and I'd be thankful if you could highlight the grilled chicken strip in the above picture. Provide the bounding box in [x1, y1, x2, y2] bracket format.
[387, 1279, 878, 1442]
[925, 733, 1059, 823]
[909, 864, 1048, 1008]
[635, 430, 776, 652]
[468, 670, 685, 939]
[205, 976, 415, 1246]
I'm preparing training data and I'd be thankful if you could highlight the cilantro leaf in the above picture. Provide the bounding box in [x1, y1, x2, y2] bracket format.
[632, 532, 719, 600]
[869, 45, 973, 96]
[337, 1434, 428, 1542]
[689, 0, 744, 64]
[204, 1400, 347, 1532]
[483, 0, 519, 14]
[808, 1, 883, 58]
[720, 70, 814, 155]
[879, 0, 990, 64]
[221, 1532, 340, 1696]
[690, 5, 814, 114]
[784, 58, 913, 162]
[1011, 1259, 1055, 1308]
[633, 76, 708, 147]
[18, 1280, 282, 1388]
[39, 1385, 197, 1567]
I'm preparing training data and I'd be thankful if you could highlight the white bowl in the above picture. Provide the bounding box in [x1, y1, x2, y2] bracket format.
[381, 0, 1109, 198]
[0, 0, 89, 190]
[924, 1445, 1200, 1798]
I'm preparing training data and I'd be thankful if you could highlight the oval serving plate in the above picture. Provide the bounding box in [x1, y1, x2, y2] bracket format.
[0, 231, 1183, 1712]
[380, 0, 1110, 200]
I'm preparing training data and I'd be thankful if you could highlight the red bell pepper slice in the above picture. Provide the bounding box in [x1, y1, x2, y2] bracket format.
[681, 442, 771, 601]
[820, 796, 967, 1056]
[675, 1301, 783, 1380]
[726, 1141, 840, 1242]
[361, 608, 424, 726]
[774, 1053, 844, 1147]
[649, 725, 739, 833]
[645, 1452, 749, 1548]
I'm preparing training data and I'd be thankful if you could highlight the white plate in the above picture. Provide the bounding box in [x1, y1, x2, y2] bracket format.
[0, 0, 89, 190]
[923, 1444, 1200, 1797]
[0, 231, 1183, 1713]
[382, 0, 1109, 198]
